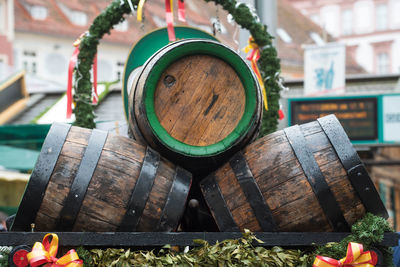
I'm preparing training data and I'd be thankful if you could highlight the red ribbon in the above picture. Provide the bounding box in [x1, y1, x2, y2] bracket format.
[278, 108, 285, 120]
[178, 0, 185, 22]
[243, 37, 268, 111]
[93, 54, 98, 104]
[67, 34, 98, 118]
[165, 0, 176, 41]
[27, 233, 83, 267]
[313, 242, 377, 267]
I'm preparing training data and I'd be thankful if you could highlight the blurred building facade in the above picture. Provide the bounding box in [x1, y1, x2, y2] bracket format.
[0, 0, 14, 66]
[289, 0, 400, 75]
[10, 0, 237, 86]
[284, 0, 400, 229]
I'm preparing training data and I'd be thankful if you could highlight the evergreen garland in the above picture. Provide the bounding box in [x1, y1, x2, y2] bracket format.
[0, 215, 393, 266]
[73, 214, 394, 266]
[0, 246, 12, 266]
[311, 213, 394, 267]
[73, 0, 281, 136]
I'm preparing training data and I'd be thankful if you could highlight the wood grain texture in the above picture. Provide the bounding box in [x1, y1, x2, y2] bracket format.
[129, 39, 262, 175]
[202, 120, 368, 232]
[154, 55, 245, 146]
[33, 126, 190, 232]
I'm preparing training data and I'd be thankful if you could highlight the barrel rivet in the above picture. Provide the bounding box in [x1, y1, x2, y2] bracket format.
[75, 194, 78, 198]
[132, 210, 135, 214]
[365, 187, 370, 191]
[357, 172, 362, 177]
[164, 75, 176, 88]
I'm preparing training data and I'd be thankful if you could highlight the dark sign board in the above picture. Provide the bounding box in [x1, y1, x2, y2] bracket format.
[0, 74, 24, 113]
[289, 97, 378, 141]
[0, 71, 28, 124]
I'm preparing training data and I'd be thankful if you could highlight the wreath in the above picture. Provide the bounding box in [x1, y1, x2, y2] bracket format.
[73, 0, 281, 136]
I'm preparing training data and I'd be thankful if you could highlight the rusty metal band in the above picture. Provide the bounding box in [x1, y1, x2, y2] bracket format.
[56, 129, 108, 231]
[157, 166, 192, 231]
[200, 175, 240, 232]
[229, 152, 278, 231]
[11, 123, 71, 231]
[284, 125, 350, 231]
[118, 146, 160, 231]
[317, 115, 388, 219]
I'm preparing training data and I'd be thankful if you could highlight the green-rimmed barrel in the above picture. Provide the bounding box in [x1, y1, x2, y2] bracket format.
[129, 39, 262, 174]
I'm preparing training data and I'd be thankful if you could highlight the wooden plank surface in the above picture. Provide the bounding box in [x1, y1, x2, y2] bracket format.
[154, 55, 245, 146]
[1, 232, 398, 247]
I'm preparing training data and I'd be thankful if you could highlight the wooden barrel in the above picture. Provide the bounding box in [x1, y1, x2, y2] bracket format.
[200, 115, 388, 232]
[11, 123, 192, 232]
[129, 39, 262, 174]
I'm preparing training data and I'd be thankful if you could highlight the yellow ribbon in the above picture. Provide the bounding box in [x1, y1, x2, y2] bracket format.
[137, 0, 146, 21]
[243, 36, 268, 111]
[313, 242, 377, 267]
[27, 233, 83, 267]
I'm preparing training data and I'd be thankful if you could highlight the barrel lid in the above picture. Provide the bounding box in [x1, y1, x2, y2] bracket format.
[122, 26, 218, 120]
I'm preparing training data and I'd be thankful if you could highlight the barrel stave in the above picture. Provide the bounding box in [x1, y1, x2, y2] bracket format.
[15, 124, 191, 232]
[201, 116, 375, 232]
[129, 39, 262, 174]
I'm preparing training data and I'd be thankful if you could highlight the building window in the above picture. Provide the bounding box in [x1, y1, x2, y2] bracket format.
[377, 52, 389, 74]
[354, 1, 373, 33]
[310, 14, 320, 26]
[376, 4, 388, 31]
[32, 62, 37, 74]
[30, 5, 48, 20]
[342, 9, 352, 35]
[23, 50, 36, 57]
[310, 32, 325, 46]
[277, 28, 292, 43]
[115, 20, 128, 32]
[57, 2, 87, 26]
[70, 11, 87, 26]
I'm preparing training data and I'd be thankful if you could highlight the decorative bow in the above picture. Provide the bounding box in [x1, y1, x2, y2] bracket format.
[313, 242, 377, 267]
[243, 37, 268, 111]
[27, 233, 83, 267]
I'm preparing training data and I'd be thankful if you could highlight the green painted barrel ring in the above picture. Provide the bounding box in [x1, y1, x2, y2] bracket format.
[139, 39, 261, 157]
[122, 26, 218, 120]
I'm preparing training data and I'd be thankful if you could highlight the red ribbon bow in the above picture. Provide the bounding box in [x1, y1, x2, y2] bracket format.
[26, 233, 83, 267]
[243, 37, 268, 111]
[313, 242, 377, 267]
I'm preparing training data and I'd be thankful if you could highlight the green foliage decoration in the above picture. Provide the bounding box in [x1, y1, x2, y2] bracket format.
[74, 213, 393, 266]
[87, 230, 307, 267]
[0, 246, 12, 266]
[311, 213, 394, 267]
[73, 0, 281, 135]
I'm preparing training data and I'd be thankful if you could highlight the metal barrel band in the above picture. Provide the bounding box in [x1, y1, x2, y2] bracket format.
[317, 115, 388, 219]
[11, 123, 72, 231]
[118, 146, 160, 231]
[157, 166, 192, 232]
[229, 152, 278, 232]
[284, 125, 350, 232]
[56, 129, 108, 231]
[200, 174, 240, 232]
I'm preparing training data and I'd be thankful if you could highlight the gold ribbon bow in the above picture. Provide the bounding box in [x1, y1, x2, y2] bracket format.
[27, 233, 83, 267]
[313, 242, 377, 267]
[243, 36, 268, 111]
